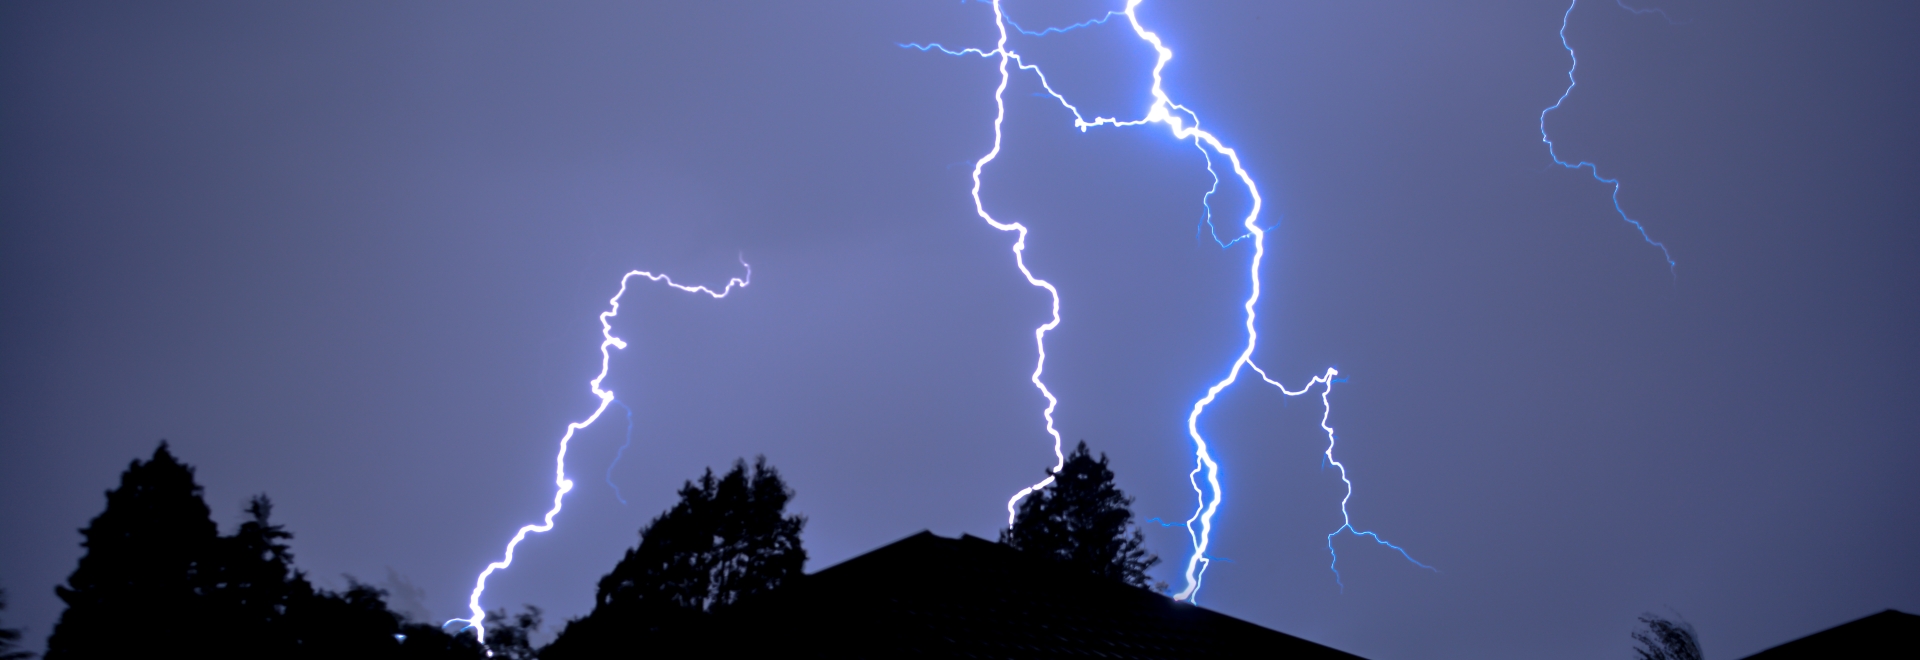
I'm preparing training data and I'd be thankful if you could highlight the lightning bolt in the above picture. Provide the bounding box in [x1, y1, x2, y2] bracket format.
[446, 260, 749, 643]
[1543, 0, 1678, 273]
[908, 0, 1428, 602]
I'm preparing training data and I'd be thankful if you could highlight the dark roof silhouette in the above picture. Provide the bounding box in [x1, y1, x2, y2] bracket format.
[1739, 609, 1918, 659]
[711, 530, 1367, 659]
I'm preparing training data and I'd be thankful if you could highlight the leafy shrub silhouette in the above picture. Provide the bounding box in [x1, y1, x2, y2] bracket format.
[1632, 612, 1703, 660]
[545, 456, 805, 658]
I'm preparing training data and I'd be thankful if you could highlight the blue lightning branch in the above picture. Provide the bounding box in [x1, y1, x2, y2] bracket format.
[1543, 0, 1677, 274]
[907, 0, 1427, 602]
[1249, 366, 1435, 591]
[446, 262, 749, 644]
[1004, 10, 1124, 37]
[1194, 144, 1254, 248]
[606, 400, 636, 505]
[1613, 0, 1685, 25]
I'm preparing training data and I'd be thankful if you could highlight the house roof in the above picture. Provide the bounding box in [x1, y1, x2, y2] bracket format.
[1739, 609, 1919, 659]
[714, 530, 1368, 659]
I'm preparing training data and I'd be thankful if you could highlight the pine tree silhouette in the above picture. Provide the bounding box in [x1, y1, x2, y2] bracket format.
[47, 442, 222, 658]
[201, 495, 300, 648]
[1002, 441, 1161, 589]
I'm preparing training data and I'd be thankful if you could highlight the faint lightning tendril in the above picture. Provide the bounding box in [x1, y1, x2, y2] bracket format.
[606, 399, 636, 505]
[445, 260, 750, 644]
[907, 0, 1427, 602]
[1543, 0, 1678, 274]
[1613, 0, 1686, 25]
[1004, 10, 1124, 37]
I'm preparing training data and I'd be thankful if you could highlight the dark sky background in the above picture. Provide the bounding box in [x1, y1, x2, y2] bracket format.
[4, 1, 1916, 657]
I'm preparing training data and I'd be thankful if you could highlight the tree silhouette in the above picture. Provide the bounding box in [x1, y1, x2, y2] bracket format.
[1002, 441, 1160, 589]
[47, 442, 491, 659]
[47, 442, 222, 658]
[202, 495, 300, 648]
[597, 456, 806, 613]
[1632, 612, 1703, 660]
[546, 457, 806, 657]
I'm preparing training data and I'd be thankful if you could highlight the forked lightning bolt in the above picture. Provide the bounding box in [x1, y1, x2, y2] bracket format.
[446, 261, 749, 643]
[908, 0, 1428, 601]
[1543, 0, 1677, 273]
[1248, 366, 1434, 591]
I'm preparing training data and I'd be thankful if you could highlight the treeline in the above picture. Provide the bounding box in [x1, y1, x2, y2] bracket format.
[17, 440, 1164, 658]
[541, 456, 807, 657]
[544, 442, 1159, 657]
[33, 444, 531, 659]
[3, 440, 1713, 659]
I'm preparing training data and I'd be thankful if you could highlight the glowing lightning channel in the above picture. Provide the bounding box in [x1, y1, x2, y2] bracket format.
[907, 0, 1428, 602]
[445, 261, 749, 643]
[1542, 0, 1677, 274]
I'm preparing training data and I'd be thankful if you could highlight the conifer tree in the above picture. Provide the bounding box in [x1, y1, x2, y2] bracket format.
[47, 442, 222, 658]
[204, 495, 308, 649]
[1002, 441, 1160, 589]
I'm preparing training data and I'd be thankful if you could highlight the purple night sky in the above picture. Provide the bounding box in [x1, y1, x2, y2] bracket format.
[3, 1, 1916, 657]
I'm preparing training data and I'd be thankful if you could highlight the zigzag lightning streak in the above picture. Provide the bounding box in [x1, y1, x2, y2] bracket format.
[446, 261, 749, 643]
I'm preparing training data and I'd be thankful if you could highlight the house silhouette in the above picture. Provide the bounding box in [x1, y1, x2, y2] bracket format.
[702, 530, 1367, 659]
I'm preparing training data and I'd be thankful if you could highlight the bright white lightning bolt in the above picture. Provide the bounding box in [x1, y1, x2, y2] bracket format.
[446, 261, 749, 643]
[912, 0, 1429, 602]
[964, 10, 1069, 530]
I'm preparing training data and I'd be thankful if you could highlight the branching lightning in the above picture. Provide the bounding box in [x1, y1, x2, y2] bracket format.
[1543, 0, 1678, 274]
[1247, 366, 1435, 591]
[606, 399, 636, 505]
[446, 261, 749, 643]
[907, 0, 1427, 602]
